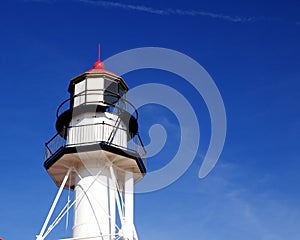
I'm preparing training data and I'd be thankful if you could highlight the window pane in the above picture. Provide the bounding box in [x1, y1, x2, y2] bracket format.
[104, 80, 118, 94]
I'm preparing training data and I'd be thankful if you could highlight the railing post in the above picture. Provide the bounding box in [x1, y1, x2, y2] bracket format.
[45, 123, 145, 164]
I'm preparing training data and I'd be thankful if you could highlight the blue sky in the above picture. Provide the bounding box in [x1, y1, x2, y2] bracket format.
[0, 0, 300, 239]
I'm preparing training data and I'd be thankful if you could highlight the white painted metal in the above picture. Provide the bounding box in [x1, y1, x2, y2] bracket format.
[71, 76, 134, 240]
[86, 77, 105, 104]
[109, 166, 126, 234]
[73, 160, 116, 240]
[74, 77, 105, 107]
[67, 113, 127, 148]
[40, 73, 141, 240]
[37, 168, 71, 240]
[38, 162, 138, 240]
[124, 171, 134, 240]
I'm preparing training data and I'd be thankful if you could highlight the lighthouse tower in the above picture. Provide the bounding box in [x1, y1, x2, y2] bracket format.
[37, 47, 146, 240]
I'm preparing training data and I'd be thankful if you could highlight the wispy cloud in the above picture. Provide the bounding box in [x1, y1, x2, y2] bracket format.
[78, 0, 255, 23]
[25, 0, 256, 23]
[25, 0, 300, 26]
[24, 0, 56, 3]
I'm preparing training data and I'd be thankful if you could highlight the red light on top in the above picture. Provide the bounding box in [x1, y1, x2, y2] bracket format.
[93, 61, 105, 69]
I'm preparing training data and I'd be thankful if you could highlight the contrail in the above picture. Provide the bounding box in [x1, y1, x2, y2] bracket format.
[78, 0, 255, 23]
[26, 0, 256, 23]
[25, 0, 300, 26]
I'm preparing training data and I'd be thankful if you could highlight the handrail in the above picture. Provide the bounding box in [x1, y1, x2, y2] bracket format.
[56, 90, 138, 120]
[44, 132, 66, 160]
[56, 89, 118, 117]
[44, 122, 146, 165]
[45, 132, 61, 146]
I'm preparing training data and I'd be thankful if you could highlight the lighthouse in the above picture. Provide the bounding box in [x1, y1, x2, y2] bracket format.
[37, 47, 146, 240]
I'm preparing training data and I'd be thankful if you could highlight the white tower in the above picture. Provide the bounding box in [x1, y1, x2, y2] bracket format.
[37, 47, 146, 240]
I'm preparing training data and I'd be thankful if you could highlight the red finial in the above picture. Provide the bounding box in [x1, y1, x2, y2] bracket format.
[93, 43, 104, 69]
[98, 43, 100, 62]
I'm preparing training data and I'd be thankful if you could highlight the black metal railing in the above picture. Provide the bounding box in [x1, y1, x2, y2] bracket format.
[56, 90, 138, 120]
[45, 122, 146, 167]
[45, 132, 66, 160]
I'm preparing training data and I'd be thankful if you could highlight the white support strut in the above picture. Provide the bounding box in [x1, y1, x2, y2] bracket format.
[109, 165, 126, 230]
[124, 171, 134, 240]
[37, 168, 72, 240]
